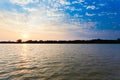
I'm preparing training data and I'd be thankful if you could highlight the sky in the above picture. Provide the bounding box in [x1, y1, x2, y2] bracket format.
[0, 0, 120, 40]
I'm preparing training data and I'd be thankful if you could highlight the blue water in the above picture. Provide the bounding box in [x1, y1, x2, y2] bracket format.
[0, 44, 120, 80]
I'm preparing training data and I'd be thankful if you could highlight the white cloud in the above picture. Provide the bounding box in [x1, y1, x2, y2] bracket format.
[106, 12, 117, 15]
[0, 11, 27, 29]
[79, 0, 84, 3]
[69, 7, 76, 11]
[98, 3, 106, 7]
[98, 12, 118, 16]
[87, 5, 95, 9]
[65, 6, 82, 11]
[23, 7, 38, 12]
[83, 22, 97, 28]
[0, 7, 66, 33]
[86, 12, 96, 16]
[10, 0, 39, 6]
[0, 8, 99, 40]
[72, 1, 79, 4]
[59, 0, 70, 5]
[72, 0, 84, 4]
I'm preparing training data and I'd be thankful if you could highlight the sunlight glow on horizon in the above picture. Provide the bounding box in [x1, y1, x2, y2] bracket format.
[21, 34, 29, 39]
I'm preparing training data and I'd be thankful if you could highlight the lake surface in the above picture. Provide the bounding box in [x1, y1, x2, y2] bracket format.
[0, 44, 120, 80]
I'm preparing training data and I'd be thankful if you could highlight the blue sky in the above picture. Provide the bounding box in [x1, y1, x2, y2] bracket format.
[0, 0, 120, 40]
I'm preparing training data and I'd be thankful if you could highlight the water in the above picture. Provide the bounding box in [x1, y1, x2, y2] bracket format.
[0, 44, 120, 80]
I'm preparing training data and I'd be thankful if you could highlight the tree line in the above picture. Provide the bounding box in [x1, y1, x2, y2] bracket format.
[0, 38, 120, 44]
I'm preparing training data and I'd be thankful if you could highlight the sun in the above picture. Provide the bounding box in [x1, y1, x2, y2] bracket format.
[22, 34, 29, 39]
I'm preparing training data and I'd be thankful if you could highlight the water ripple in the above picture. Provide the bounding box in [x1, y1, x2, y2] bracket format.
[0, 44, 120, 80]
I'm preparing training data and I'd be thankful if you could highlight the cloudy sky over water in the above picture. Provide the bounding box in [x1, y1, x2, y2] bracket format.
[0, 0, 120, 40]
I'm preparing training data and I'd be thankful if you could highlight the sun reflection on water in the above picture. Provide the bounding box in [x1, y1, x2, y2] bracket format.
[19, 44, 30, 64]
[21, 44, 28, 56]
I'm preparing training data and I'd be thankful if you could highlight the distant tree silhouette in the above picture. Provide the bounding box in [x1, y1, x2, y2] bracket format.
[0, 38, 120, 44]
[17, 39, 22, 43]
[117, 38, 120, 41]
[26, 40, 33, 43]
